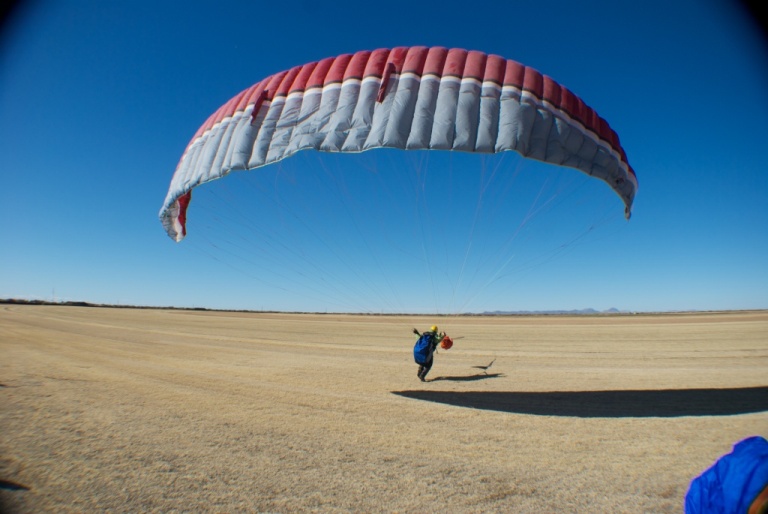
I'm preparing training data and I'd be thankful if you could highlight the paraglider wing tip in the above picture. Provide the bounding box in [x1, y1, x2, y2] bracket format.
[159, 191, 191, 242]
[624, 206, 632, 220]
[159, 212, 186, 242]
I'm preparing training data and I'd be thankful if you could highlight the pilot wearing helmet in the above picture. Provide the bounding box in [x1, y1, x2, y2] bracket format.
[412, 325, 445, 382]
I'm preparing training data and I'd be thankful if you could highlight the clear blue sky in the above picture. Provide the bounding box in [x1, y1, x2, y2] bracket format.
[2, 0, 767, 314]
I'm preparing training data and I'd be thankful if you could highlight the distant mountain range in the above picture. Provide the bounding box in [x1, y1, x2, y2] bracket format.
[2, 299, 763, 316]
[480, 308, 625, 315]
[0, 298, 629, 315]
[0, 299, 626, 315]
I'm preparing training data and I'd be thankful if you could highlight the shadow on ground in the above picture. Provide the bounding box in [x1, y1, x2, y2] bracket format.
[0, 479, 29, 514]
[392, 386, 768, 418]
[429, 373, 504, 382]
[0, 480, 29, 492]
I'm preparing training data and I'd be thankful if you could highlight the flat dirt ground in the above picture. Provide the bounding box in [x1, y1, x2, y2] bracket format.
[1, 305, 766, 513]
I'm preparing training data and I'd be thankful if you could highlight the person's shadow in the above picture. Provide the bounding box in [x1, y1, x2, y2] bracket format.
[428, 373, 504, 382]
[392, 386, 768, 418]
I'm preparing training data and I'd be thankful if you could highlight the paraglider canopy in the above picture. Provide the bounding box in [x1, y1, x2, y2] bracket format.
[159, 46, 637, 242]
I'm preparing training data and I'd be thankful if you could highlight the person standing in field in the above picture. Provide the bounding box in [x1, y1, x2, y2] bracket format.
[413, 325, 445, 382]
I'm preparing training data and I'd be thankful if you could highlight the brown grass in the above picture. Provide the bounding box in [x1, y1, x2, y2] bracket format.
[1, 306, 766, 513]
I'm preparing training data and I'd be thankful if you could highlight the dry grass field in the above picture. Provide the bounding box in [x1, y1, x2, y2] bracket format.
[1, 305, 766, 513]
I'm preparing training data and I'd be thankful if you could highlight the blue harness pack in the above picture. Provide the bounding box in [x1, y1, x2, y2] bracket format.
[413, 332, 435, 365]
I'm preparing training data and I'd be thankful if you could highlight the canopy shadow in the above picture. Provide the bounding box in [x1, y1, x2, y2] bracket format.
[0, 479, 29, 491]
[392, 386, 768, 418]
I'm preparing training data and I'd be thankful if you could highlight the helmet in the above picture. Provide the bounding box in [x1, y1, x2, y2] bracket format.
[430, 325, 438, 332]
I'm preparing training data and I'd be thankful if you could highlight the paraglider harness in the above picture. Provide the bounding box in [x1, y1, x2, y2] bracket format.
[413, 329, 452, 365]
[413, 330, 438, 365]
